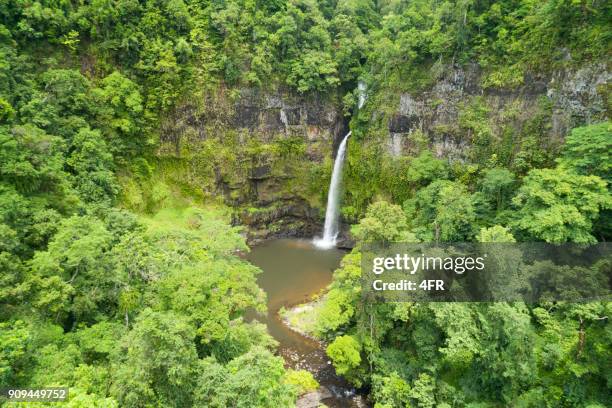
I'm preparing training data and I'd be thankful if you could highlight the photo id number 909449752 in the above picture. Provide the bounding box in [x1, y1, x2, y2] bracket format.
[1, 387, 68, 402]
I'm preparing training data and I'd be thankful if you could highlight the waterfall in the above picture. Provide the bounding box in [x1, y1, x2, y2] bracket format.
[279, 108, 289, 132]
[314, 131, 351, 249]
[357, 80, 366, 109]
[314, 81, 366, 249]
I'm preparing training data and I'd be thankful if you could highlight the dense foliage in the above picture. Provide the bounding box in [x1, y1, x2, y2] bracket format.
[314, 196, 611, 407]
[0, 0, 610, 407]
[314, 126, 611, 406]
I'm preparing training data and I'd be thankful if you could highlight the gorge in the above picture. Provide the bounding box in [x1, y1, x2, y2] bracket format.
[247, 239, 366, 408]
[1, 1, 610, 407]
[156, 63, 609, 246]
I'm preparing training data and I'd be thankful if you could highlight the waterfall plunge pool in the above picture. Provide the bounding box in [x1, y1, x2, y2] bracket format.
[246, 239, 368, 408]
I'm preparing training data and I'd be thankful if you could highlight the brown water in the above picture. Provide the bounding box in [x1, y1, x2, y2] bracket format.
[246, 239, 367, 407]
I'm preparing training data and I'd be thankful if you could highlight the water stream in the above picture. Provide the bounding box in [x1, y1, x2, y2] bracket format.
[246, 239, 368, 407]
[246, 82, 370, 406]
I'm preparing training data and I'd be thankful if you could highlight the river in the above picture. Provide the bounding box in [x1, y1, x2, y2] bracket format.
[246, 239, 367, 408]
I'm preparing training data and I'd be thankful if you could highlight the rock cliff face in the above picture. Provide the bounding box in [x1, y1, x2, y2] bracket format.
[158, 88, 348, 243]
[158, 63, 609, 242]
[385, 63, 609, 159]
[161, 88, 347, 155]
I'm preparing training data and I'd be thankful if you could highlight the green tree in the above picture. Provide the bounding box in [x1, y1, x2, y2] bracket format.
[0, 125, 67, 195]
[0, 320, 29, 387]
[382, 150, 449, 203]
[407, 180, 476, 242]
[193, 347, 296, 408]
[67, 127, 119, 205]
[511, 168, 610, 243]
[0, 223, 25, 306]
[92, 72, 145, 159]
[479, 167, 515, 211]
[477, 225, 515, 243]
[19, 69, 92, 139]
[326, 335, 363, 385]
[557, 122, 611, 183]
[371, 371, 412, 408]
[556, 122, 612, 240]
[284, 369, 318, 394]
[352, 201, 416, 244]
[287, 49, 340, 92]
[29, 215, 114, 321]
[315, 251, 362, 334]
[111, 309, 198, 408]
[152, 259, 265, 344]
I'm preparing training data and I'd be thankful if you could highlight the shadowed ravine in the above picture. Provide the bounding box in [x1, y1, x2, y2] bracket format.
[246, 239, 368, 408]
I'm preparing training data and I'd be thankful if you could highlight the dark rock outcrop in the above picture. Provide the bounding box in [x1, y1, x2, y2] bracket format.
[159, 88, 345, 243]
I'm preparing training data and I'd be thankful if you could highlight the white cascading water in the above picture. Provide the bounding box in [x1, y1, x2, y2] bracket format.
[314, 131, 351, 249]
[357, 80, 366, 110]
[314, 81, 366, 249]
